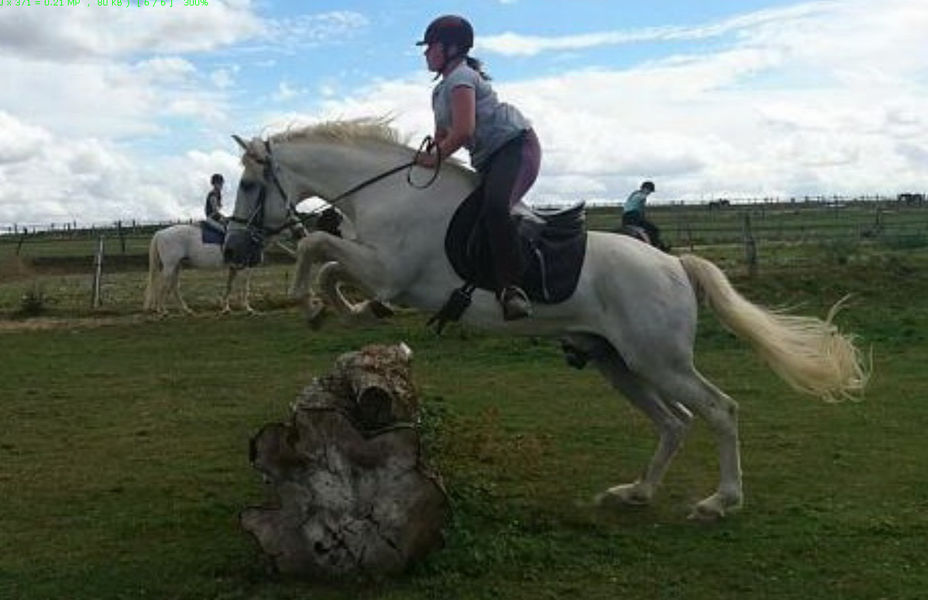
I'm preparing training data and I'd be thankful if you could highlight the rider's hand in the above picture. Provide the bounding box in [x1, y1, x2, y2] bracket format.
[416, 151, 438, 169]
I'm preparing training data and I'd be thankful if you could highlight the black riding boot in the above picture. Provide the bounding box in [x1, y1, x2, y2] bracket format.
[485, 212, 532, 320]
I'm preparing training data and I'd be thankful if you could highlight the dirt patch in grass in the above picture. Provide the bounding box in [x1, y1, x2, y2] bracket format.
[0, 314, 150, 333]
[0, 257, 34, 282]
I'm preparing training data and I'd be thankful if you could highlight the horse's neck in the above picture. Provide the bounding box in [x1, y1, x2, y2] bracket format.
[279, 140, 404, 200]
[283, 139, 475, 236]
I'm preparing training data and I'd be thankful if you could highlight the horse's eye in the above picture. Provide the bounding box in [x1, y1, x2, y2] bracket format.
[240, 181, 258, 193]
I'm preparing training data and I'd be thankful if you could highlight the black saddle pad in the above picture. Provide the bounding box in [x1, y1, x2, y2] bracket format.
[200, 221, 225, 245]
[444, 188, 587, 304]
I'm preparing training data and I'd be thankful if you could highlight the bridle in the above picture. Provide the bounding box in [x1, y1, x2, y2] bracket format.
[229, 138, 305, 245]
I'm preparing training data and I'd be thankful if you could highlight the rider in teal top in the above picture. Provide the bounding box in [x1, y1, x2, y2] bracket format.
[624, 183, 652, 215]
[622, 180, 667, 251]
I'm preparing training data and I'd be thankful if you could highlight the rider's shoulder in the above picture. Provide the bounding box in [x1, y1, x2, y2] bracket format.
[443, 62, 480, 88]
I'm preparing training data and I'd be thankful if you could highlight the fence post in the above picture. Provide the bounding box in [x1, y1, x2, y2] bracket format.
[91, 236, 105, 308]
[743, 213, 757, 277]
[117, 220, 126, 254]
[15, 231, 27, 256]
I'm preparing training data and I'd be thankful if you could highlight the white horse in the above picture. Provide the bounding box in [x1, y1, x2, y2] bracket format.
[143, 223, 256, 315]
[224, 117, 868, 520]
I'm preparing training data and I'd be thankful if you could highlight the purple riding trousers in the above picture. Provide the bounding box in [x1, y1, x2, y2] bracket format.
[478, 128, 542, 291]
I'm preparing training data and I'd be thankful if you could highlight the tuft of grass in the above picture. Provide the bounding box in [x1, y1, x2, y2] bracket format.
[881, 233, 928, 251]
[816, 236, 860, 265]
[14, 282, 50, 318]
[3, 234, 928, 599]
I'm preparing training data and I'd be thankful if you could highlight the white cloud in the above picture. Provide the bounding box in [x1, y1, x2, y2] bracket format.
[210, 67, 238, 89]
[273, 81, 306, 103]
[2, 0, 927, 226]
[255, 11, 369, 53]
[134, 57, 197, 84]
[0, 6, 372, 226]
[266, 11, 368, 42]
[0, 112, 240, 226]
[0, 112, 51, 165]
[478, 2, 832, 56]
[0, 2, 263, 59]
[269, 0, 928, 205]
[165, 98, 228, 123]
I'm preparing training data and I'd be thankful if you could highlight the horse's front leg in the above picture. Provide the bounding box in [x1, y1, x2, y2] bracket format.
[241, 269, 257, 314]
[316, 260, 394, 320]
[316, 261, 357, 314]
[292, 232, 389, 326]
[290, 239, 327, 324]
[220, 268, 235, 314]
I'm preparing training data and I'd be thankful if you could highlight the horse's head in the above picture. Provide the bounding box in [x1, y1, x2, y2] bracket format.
[224, 134, 301, 266]
[225, 118, 477, 264]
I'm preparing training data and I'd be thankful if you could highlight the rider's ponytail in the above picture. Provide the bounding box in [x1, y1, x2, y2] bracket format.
[465, 56, 491, 80]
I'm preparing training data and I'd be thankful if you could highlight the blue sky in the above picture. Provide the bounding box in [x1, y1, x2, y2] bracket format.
[0, 0, 926, 227]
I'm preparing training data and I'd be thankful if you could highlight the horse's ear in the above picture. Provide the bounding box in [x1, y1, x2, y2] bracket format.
[232, 134, 250, 152]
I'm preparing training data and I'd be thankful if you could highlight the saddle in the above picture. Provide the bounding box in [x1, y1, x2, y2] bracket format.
[430, 187, 587, 332]
[617, 224, 650, 245]
[200, 220, 226, 245]
[615, 224, 672, 253]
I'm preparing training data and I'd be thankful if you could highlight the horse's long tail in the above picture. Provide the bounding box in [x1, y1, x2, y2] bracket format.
[679, 253, 869, 401]
[143, 234, 161, 311]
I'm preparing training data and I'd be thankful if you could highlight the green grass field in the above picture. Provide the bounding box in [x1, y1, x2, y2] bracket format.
[1, 211, 928, 599]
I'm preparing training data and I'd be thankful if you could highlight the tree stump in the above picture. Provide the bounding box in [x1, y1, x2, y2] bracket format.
[241, 343, 450, 578]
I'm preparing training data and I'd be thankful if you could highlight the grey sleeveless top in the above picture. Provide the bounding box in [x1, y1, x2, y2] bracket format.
[432, 61, 531, 170]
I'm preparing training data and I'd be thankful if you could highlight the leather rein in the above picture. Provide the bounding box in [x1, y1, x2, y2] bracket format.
[328, 136, 442, 207]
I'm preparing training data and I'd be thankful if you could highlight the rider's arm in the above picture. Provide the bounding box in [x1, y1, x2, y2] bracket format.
[417, 86, 474, 169]
[437, 85, 475, 159]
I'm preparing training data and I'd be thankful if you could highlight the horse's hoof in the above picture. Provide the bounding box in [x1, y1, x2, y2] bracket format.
[306, 303, 327, 329]
[688, 493, 742, 521]
[594, 484, 652, 508]
[561, 341, 589, 369]
[368, 300, 395, 319]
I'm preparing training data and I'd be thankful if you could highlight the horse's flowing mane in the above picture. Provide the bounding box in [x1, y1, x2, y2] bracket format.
[268, 116, 407, 148]
[257, 115, 470, 173]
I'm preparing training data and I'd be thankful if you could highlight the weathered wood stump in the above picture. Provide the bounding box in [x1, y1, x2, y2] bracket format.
[241, 343, 450, 578]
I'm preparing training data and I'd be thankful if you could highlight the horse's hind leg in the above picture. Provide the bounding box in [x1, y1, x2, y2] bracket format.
[156, 267, 175, 315]
[567, 334, 693, 507]
[167, 270, 193, 315]
[650, 367, 743, 519]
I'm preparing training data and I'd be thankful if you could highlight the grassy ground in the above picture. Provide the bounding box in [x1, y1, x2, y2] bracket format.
[1, 252, 927, 599]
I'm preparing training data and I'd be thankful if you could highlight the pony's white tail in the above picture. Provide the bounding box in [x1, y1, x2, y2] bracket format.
[679, 254, 869, 402]
[143, 235, 161, 311]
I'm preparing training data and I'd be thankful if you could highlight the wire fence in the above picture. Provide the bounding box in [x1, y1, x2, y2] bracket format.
[3, 199, 928, 272]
